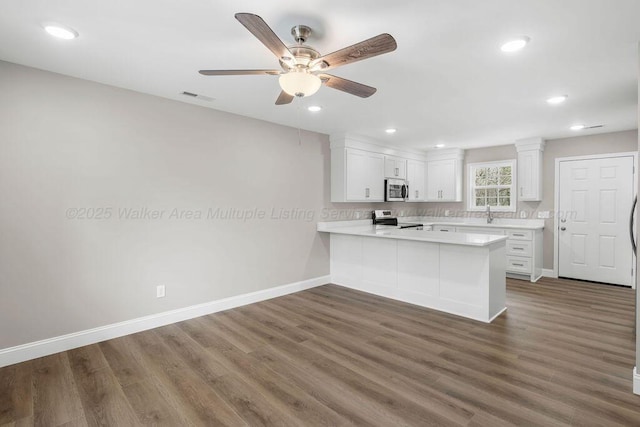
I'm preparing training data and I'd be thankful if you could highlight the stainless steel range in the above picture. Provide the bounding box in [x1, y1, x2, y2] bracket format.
[372, 210, 423, 230]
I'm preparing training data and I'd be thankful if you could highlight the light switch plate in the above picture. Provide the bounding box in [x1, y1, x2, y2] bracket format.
[156, 285, 166, 298]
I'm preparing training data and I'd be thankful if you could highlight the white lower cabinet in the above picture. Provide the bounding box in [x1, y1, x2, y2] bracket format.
[330, 233, 506, 323]
[452, 225, 543, 282]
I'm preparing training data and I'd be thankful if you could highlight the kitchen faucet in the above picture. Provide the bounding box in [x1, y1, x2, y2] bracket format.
[486, 205, 494, 224]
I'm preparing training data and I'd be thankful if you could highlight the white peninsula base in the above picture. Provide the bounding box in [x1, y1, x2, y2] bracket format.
[329, 233, 507, 323]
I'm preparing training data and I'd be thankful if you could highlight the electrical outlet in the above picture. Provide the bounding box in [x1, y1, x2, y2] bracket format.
[537, 211, 550, 219]
[444, 210, 450, 217]
[156, 285, 166, 298]
[520, 211, 528, 219]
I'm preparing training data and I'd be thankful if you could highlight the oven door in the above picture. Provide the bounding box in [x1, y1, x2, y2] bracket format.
[385, 179, 407, 201]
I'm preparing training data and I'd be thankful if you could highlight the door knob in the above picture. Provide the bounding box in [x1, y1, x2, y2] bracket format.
[560, 227, 566, 231]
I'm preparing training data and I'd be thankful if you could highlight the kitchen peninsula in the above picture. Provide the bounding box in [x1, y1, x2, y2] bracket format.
[318, 221, 508, 323]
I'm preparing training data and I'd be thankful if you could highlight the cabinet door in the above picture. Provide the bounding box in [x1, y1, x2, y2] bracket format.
[426, 159, 462, 202]
[384, 156, 407, 179]
[396, 158, 407, 180]
[346, 149, 369, 201]
[439, 159, 457, 201]
[518, 150, 541, 201]
[367, 153, 385, 201]
[426, 161, 441, 201]
[406, 160, 426, 201]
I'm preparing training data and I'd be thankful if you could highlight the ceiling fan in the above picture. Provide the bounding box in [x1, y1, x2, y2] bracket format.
[199, 13, 397, 105]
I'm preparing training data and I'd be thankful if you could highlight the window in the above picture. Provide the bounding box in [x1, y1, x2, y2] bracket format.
[468, 160, 516, 211]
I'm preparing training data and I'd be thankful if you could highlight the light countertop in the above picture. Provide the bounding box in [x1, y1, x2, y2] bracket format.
[318, 217, 544, 231]
[318, 224, 508, 247]
[401, 217, 545, 230]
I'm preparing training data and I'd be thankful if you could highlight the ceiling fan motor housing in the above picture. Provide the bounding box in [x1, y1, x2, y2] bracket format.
[280, 45, 320, 70]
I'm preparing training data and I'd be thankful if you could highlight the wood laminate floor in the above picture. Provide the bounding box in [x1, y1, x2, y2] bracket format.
[1, 277, 639, 426]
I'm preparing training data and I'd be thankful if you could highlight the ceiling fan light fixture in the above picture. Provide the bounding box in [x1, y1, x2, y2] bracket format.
[279, 71, 322, 97]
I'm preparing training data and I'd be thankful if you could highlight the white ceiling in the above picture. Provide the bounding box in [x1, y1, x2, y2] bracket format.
[0, 0, 638, 150]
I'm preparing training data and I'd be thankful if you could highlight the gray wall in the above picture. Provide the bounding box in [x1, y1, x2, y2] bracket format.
[424, 129, 638, 270]
[0, 61, 419, 350]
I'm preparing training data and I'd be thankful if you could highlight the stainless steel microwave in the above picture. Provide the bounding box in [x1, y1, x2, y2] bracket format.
[385, 179, 408, 202]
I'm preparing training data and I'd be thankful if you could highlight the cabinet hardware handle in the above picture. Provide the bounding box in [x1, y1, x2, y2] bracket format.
[365, 188, 370, 198]
[520, 187, 523, 197]
[415, 190, 419, 198]
[395, 167, 399, 176]
[513, 263, 524, 267]
[513, 247, 524, 250]
[513, 233, 524, 237]
[561, 219, 566, 223]
[560, 227, 566, 231]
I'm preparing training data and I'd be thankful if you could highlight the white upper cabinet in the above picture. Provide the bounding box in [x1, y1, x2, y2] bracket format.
[515, 138, 545, 202]
[330, 135, 464, 203]
[384, 156, 407, 179]
[406, 160, 426, 202]
[345, 149, 384, 201]
[425, 149, 464, 202]
[331, 140, 385, 202]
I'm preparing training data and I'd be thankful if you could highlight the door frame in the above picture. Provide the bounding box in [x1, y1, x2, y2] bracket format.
[553, 151, 638, 288]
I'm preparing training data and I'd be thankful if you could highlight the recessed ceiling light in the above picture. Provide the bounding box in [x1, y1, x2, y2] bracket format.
[43, 23, 78, 40]
[385, 128, 397, 134]
[570, 124, 586, 131]
[307, 105, 322, 112]
[500, 36, 530, 53]
[547, 95, 568, 105]
[435, 143, 446, 148]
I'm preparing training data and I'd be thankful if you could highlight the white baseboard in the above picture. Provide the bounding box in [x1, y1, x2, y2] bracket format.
[634, 367, 640, 395]
[542, 268, 557, 278]
[0, 275, 330, 368]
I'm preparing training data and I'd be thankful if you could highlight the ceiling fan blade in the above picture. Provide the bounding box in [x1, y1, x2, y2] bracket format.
[235, 13, 294, 61]
[275, 91, 295, 105]
[318, 74, 377, 98]
[311, 34, 397, 72]
[199, 69, 281, 76]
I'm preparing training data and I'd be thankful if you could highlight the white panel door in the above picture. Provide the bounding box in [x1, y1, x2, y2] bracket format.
[558, 156, 634, 286]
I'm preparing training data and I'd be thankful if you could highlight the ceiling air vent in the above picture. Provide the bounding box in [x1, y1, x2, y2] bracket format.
[180, 91, 214, 102]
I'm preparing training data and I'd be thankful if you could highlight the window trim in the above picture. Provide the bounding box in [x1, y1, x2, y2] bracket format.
[467, 159, 517, 212]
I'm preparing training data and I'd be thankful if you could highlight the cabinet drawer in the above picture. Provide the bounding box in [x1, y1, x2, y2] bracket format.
[459, 227, 505, 235]
[506, 256, 532, 274]
[434, 226, 456, 232]
[507, 230, 533, 241]
[506, 240, 532, 257]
